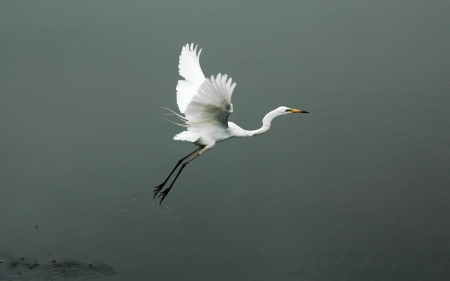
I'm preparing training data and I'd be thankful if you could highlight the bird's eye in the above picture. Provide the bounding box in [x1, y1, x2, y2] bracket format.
[285, 109, 290, 112]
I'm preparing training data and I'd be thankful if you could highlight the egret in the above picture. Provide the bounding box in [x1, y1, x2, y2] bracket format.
[154, 43, 308, 204]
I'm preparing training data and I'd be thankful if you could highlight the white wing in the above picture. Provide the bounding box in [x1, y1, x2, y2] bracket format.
[176, 43, 206, 114]
[184, 73, 236, 129]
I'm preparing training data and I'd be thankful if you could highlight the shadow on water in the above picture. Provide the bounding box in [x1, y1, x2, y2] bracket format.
[0, 251, 118, 280]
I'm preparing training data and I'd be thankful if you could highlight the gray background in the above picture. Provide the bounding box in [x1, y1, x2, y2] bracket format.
[1, 1, 449, 280]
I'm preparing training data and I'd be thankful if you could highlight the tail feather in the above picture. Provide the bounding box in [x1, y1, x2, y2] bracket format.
[173, 131, 200, 142]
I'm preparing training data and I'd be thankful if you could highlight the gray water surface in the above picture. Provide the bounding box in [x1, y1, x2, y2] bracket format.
[1, 1, 449, 280]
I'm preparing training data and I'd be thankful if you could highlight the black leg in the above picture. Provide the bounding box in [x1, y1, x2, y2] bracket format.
[158, 152, 202, 204]
[153, 147, 201, 199]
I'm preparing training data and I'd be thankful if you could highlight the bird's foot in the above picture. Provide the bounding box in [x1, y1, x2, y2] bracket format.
[153, 183, 165, 199]
[158, 188, 171, 204]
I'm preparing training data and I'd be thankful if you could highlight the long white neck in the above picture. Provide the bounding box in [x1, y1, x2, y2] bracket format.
[242, 108, 283, 137]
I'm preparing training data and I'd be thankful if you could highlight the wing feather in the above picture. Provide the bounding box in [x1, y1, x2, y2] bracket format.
[176, 43, 206, 113]
[184, 73, 236, 129]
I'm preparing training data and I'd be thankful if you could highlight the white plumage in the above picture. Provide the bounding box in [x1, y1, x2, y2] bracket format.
[176, 44, 206, 114]
[173, 44, 237, 146]
[154, 43, 309, 203]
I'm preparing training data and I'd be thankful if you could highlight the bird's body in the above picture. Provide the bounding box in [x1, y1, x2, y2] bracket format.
[184, 119, 267, 146]
[154, 44, 308, 203]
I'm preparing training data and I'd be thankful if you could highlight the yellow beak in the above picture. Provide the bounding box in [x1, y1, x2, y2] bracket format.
[290, 108, 309, 113]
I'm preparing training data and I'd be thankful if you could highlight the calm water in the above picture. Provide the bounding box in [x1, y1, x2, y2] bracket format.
[1, 1, 449, 280]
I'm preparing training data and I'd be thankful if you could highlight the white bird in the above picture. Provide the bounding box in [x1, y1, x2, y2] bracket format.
[154, 43, 308, 203]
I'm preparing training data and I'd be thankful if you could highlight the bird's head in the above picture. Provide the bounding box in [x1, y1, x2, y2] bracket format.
[277, 106, 309, 115]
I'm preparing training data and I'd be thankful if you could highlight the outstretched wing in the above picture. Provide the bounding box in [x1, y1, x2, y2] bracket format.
[176, 43, 206, 114]
[184, 73, 236, 129]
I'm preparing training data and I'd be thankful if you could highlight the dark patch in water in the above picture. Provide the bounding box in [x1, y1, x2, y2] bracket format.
[48, 260, 117, 278]
[0, 254, 118, 280]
